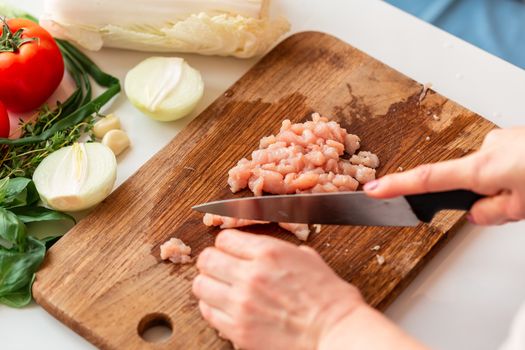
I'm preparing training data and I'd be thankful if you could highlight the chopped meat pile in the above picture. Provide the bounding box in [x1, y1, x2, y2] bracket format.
[227, 113, 377, 195]
[204, 113, 380, 241]
[160, 238, 192, 264]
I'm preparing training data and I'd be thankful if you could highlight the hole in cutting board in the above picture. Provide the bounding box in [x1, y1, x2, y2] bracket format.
[138, 313, 173, 343]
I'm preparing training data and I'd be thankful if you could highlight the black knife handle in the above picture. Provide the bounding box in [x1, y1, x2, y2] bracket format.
[405, 190, 485, 223]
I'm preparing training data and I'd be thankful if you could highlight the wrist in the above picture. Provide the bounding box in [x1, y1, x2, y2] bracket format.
[318, 302, 429, 350]
[315, 284, 366, 348]
[317, 301, 369, 350]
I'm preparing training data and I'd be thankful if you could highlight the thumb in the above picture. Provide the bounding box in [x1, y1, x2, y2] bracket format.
[469, 193, 511, 226]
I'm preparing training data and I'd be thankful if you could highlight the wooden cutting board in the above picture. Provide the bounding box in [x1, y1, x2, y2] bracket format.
[33, 32, 495, 349]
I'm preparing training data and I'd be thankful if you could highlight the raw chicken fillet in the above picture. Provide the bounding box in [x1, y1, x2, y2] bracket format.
[204, 113, 379, 241]
[160, 238, 192, 264]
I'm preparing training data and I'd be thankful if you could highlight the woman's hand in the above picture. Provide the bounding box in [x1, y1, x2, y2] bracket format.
[193, 229, 428, 350]
[365, 127, 525, 226]
[192, 229, 364, 350]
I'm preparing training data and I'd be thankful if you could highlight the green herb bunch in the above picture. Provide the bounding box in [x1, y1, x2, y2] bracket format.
[0, 177, 73, 307]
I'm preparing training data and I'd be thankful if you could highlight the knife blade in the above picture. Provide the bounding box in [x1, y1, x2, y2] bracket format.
[192, 190, 483, 226]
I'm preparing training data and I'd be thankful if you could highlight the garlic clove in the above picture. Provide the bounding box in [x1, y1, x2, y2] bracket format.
[93, 113, 121, 139]
[102, 129, 130, 156]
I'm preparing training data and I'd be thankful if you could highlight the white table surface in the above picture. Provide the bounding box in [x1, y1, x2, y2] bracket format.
[3, 1, 525, 349]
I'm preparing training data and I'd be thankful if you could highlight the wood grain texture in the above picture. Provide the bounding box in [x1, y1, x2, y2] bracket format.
[33, 32, 495, 349]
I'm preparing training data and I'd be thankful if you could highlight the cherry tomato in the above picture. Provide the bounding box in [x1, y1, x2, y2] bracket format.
[0, 18, 64, 113]
[0, 101, 9, 138]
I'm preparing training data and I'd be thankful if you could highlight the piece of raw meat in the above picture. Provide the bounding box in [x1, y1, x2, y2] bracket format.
[277, 223, 310, 241]
[203, 213, 268, 228]
[204, 213, 311, 241]
[160, 238, 192, 264]
[350, 151, 380, 168]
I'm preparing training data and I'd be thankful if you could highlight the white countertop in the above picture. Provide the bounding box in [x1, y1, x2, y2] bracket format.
[3, 1, 525, 349]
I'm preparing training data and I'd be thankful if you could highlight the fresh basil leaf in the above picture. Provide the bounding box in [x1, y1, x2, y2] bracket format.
[0, 177, 8, 204]
[0, 208, 26, 250]
[0, 237, 45, 303]
[1, 178, 39, 208]
[24, 181, 40, 206]
[4, 177, 31, 201]
[0, 274, 34, 308]
[10, 206, 75, 225]
[40, 234, 64, 250]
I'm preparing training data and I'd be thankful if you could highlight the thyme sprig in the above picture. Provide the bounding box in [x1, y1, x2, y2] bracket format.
[0, 108, 95, 178]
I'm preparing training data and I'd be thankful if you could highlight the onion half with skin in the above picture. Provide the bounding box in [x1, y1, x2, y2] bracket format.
[125, 57, 204, 121]
[33, 142, 117, 212]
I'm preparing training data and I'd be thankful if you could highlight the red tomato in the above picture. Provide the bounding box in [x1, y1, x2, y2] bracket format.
[0, 18, 64, 113]
[0, 101, 9, 138]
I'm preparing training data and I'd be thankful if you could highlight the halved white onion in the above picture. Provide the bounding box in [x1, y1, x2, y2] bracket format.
[33, 143, 117, 212]
[124, 57, 204, 121]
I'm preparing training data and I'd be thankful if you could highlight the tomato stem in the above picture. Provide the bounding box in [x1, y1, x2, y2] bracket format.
[0, 17, 38, 53]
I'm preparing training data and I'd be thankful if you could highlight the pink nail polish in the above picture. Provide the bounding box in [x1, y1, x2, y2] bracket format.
[466, 214, 476, 224]
[364, 180, 379, 192]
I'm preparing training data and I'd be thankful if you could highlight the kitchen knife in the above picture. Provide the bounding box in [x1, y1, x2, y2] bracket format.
[192, 190, 483, 226]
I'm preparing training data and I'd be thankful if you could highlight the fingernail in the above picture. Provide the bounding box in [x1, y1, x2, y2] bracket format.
[466, 214, 476, 224]
[364, 180, 379, 192]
